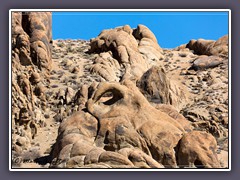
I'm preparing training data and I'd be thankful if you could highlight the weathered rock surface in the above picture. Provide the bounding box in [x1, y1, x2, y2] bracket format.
[11, 21, 228, 169]
[12, 12, 52, 75]
[177, 131, 220, 168]
[189, 55, 224, 70]
[186, 35, 228, 56]
[49, 80, 220, 168]
[11, 12, 52, 158]
[89, 25, 188, 110]
[89, 24, 164, 82]
[137, 65, 188, 110]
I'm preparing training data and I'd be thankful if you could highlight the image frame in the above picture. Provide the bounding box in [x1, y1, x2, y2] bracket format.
[9, 9, 231, 172]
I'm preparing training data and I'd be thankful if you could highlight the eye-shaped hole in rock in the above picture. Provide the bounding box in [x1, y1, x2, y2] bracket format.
[97, 88, 124, 106]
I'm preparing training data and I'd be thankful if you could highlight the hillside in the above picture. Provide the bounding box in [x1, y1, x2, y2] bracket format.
[11, 12, 229, 169]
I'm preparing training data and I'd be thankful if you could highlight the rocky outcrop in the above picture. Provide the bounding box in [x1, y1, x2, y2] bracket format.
[186, 35, 228, 56]
[210, 35, 228, 56]
[181, 38, 228, 140]
[89, 24, 164, 82]
[25, 12, 52, 74]
[137, 65, 188, 110]
[50, 80, 220, 168]
[11, 12, 52, 156]
[133, 24, 164, 63]
[137, 66, 171, 104]
[11, 19, 228, 169]
[177, 131, 220, 168]
[89, 25, 187, 110]
[189, 55, 224, 70]
[12, 12, 52, 75]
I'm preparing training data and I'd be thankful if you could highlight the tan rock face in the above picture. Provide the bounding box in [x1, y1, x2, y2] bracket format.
[154, 104, 192, 132]
[12, 12, 52, 74]
[186, 35, 228, 56]
[177, 131, 220, 168]
[11, 19, 227, 169]
[11, 12, 52, 155]
[137, 65, 188, 111]
[209, 35, 228, 56]
[24, 12, 52, 73]
[88, 25, 188, 109]
[137, 65, 171, 104]
[189, 55, 224, 70]
[50, 80, 220, 168]
[89, 24, 164, 82]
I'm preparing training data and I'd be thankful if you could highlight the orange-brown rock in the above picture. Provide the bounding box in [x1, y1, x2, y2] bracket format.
[177, 131, 220, 168]
[12, 12, 52, 74]
[137, 65, 188, 111]
[50, 80, 220, 168]
[89, 25, 164, 82]
[11, 17, 227, 169]
[11, 12, 52, 155]
[189, 55, 224, 70]
[186, 35, 228, 56]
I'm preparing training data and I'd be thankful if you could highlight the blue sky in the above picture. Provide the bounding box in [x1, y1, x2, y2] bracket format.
[52, 11, 229, 48]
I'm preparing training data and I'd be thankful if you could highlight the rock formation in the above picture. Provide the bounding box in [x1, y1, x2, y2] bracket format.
[89, 24, 164, 82]
[11, 12, 52, 158]
[11, 18, 228, 169]
[186, 35, 228, 56]
[50, 80, 220, 168]
[189, 55, 224, 70]
[89, 24, 188, 110]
